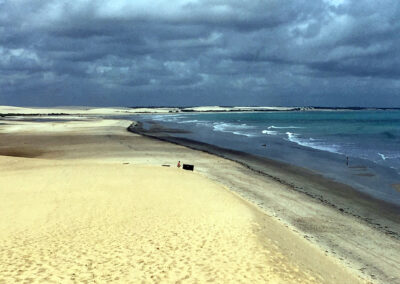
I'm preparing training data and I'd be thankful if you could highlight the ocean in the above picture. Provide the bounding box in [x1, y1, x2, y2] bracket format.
[136, 110, 400, 206]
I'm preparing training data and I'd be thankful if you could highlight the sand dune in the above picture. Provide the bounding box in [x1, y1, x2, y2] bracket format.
[0, 158, 361, 283]
[0, 105, 178, 115]
[0, 117, 366, 283]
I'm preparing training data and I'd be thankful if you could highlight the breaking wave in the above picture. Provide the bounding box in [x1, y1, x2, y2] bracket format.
[268, 125, 303, 129]
[262, 130, 278, 135]
[286, 132, 340, 153]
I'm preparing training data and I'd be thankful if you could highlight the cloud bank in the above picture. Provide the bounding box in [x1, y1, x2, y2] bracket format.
[1, 0, 399, 106]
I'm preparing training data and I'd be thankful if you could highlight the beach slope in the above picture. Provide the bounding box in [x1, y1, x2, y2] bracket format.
[0, 117, 365, 283]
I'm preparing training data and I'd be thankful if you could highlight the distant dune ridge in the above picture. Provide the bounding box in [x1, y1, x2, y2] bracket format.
[1, 106, 397, 282]
[1, 105, 398, 117]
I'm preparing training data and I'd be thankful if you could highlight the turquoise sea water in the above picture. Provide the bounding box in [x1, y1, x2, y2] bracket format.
[150, 111, 400, 172]
[143, 110, 400, 205]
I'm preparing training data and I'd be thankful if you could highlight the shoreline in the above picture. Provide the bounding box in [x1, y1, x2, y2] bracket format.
[134, 112, 400, 208]
[129, 120, 400, 283]
[1, 114, 399, 282]
[129, 121, 400, 237]
[0, 117, 369, 283]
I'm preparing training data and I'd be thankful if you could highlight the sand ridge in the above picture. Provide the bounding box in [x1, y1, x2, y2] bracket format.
[1, 159, 333, 283]
[0, 117, 366, 283]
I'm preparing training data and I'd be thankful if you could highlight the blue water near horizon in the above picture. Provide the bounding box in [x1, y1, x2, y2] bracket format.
[138, 110, 400, 206]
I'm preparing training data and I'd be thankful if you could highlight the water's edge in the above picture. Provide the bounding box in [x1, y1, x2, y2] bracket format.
[128, 121, 400, 240]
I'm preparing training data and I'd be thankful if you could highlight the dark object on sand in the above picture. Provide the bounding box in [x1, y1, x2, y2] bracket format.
[183, 164, 194, 171]
[162, 164, 171, 167]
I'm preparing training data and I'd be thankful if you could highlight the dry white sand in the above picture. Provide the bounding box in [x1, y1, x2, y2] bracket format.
[0, 158, 341, 283]
[0, 105, 178, 115]
[0, 116, 366, 283]
[0, 105, 297, 116]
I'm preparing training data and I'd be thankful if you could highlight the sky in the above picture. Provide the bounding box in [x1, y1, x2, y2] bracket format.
[1, 0, 400, 107]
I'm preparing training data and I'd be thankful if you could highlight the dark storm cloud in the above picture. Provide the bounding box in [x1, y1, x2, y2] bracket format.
[0, 0, 400, 107]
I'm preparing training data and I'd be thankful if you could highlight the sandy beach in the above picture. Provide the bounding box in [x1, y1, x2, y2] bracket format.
[0, 109, 397, 283]
[2, 0, 400, 281]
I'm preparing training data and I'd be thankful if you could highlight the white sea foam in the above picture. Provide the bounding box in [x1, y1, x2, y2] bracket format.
[150, 114, 181, 122]
[233, 131, 257, 137]
[286, 132, 340, 153]
[286, 132, 298, 141]
[378, 153, 387, 160]
[262, 130, 278, 135]
[195, 121, 213, 127]
[212, 122, 255, 137]
[212, 122, 232, 132]
[268, 125, 303, 129]
[378, 153, 400, 160]
[213, 122, 253, 132]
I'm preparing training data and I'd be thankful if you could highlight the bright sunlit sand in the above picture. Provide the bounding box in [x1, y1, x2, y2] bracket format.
[0, 116, 366, 283]
[2, 0, 400, 282]
[0, 159, 314, 283]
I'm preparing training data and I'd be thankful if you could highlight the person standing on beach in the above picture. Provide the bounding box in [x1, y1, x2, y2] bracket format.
[177, 161, 181, 168]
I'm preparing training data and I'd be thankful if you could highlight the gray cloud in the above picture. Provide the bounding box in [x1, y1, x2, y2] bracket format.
[0, 0, 400, 107]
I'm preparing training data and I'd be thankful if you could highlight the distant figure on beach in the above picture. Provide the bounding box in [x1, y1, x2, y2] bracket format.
[177, 161, 181, 168]
[346, 156, 349, 167]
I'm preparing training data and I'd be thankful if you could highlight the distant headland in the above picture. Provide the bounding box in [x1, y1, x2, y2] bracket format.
[0, 105, 399, 117]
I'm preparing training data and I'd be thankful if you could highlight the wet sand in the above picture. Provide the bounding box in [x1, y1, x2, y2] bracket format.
[131, 123, 400, 236]
[130, 121, 400, 284]
[0, 117, 369, 283]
